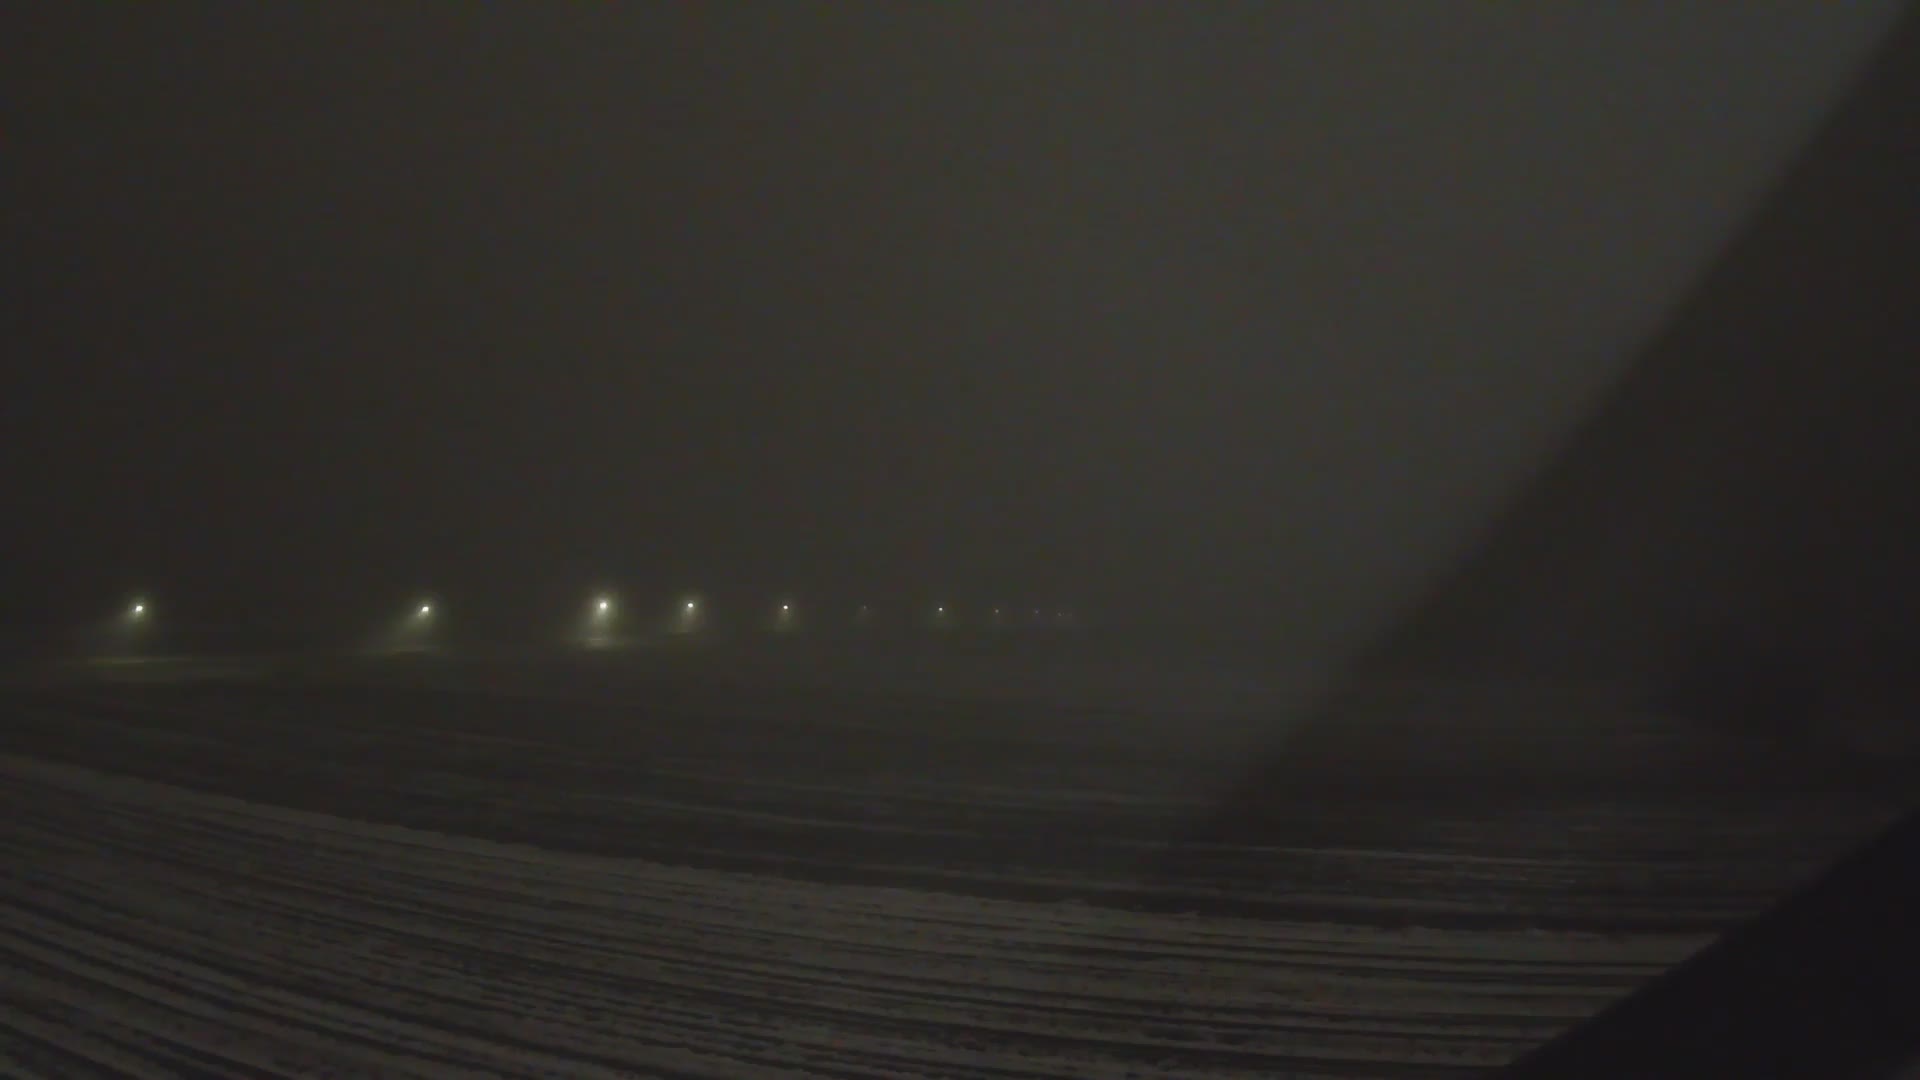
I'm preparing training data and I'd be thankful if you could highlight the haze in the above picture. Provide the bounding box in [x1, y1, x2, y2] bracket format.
[5, 3, 1904, 657]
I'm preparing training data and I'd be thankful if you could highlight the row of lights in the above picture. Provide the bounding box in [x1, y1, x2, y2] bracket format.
[117, 595, 1075, 627]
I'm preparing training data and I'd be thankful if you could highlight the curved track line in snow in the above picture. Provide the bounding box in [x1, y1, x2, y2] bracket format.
[0, 754, 1697, 1077]
[7, 687, 1889, 932]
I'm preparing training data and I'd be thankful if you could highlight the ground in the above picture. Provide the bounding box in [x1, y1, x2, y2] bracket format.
[0, 646, 1905, 1077]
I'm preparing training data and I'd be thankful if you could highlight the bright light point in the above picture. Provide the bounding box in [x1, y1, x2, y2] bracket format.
[417, 603, 432, 617]
[596, 599, 610, 612]
[781, 604, 791, 612]
[131, 603, 145, 615]
[685, 601, 697, 612]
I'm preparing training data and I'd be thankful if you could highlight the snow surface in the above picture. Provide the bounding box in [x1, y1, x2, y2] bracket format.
[0, 754, 1695, 1078]
[0, 664, 1905, 1076]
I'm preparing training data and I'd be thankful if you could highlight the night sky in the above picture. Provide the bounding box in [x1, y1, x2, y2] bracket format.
[5, 4, 1904, 648]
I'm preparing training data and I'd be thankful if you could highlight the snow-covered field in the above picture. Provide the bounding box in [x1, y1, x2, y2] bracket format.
[0, 655, 1905, 1076]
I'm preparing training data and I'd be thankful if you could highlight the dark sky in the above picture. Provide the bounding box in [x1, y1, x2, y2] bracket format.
[4, 4, 1903, 644]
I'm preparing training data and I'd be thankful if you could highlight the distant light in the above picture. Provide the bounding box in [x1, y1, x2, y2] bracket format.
[596, 598, 611, 613]
[129, 601, 147, 617]
[417, 603, 433, 617]
[781, 603, 791, 612]
[685, 600, 697, 612]
[936, 605, 946, 615]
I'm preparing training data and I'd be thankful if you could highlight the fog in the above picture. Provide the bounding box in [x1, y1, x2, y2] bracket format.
[8, 9, 1920, 1071]
[6, 3, 1904, 668]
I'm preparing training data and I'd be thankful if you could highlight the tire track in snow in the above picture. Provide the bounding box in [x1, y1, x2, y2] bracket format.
[0, 754, 1693, 1077]
[6, 688, 1883, 932]
[1, 772, 1681, 990]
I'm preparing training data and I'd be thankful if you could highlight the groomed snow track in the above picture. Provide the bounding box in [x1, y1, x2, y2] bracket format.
[0, 669, 1902, 1077]
[0, 751, 1690, 1078]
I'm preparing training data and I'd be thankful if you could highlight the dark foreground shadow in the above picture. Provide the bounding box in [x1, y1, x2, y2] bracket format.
[1149, 0, 1920, 886]
[1145, 5, 1920, 1071]
[1499, 805, 1920, 1078]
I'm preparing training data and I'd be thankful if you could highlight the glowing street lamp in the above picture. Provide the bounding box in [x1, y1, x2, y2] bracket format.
[380, 597, 438, 652]
[589, 593, 616, 623]
[109, 595, 154, 657]
[578, 592, 619, 647]
[674, 595, 703, 633]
